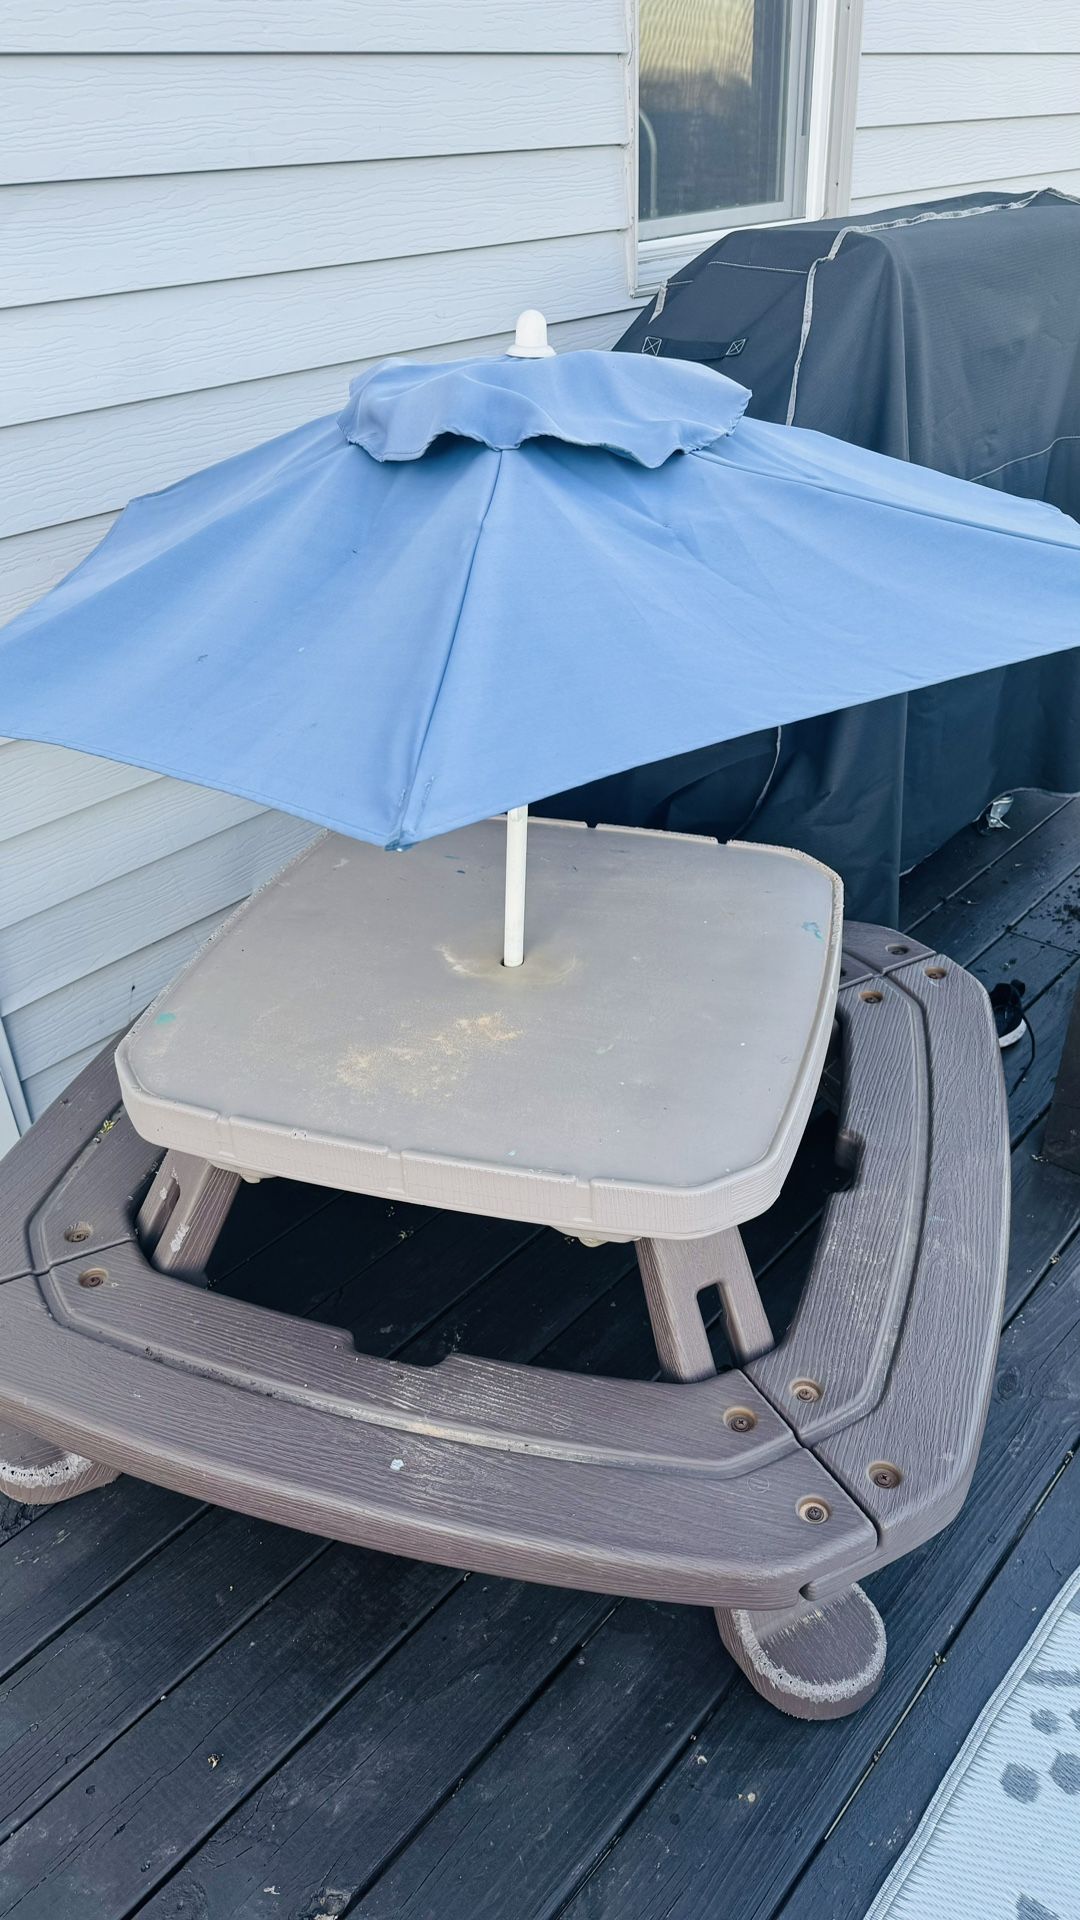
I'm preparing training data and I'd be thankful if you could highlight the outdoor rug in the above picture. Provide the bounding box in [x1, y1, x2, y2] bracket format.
[866, 1567, 1080, 1920]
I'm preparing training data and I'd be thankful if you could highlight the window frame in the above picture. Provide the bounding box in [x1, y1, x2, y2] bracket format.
[632, 0, 865, 294]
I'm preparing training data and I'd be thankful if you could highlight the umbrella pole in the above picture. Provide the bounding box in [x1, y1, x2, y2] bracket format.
[502, 308, 550, 966]
[503, 807, 528, 967]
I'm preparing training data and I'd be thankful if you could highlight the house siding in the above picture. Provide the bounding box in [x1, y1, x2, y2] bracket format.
[853, 0, 1080, 212]
[0, 2, 637, 1121]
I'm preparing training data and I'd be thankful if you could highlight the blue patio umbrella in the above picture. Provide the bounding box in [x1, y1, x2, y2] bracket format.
[1, 312, 1078, 961]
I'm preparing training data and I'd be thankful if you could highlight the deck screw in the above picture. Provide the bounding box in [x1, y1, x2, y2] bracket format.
[869, 1462, 902, 1490]
[77, 1267, 107, 1288]
[64, 1223, 91, 1243]
[925, 965, 947, 980]
[797, 1498, 830, 1525]
[791, 1379, 821, 1403]
[860, 989, 883, 1004]
[724, 1407, 757, 1433]
[886, 943, 909, 955]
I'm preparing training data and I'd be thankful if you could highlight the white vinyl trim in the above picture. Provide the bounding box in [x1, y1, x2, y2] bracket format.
[0, 1012, 31, 1144]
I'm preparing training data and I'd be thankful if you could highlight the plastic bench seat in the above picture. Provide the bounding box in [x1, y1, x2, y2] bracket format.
[0, 1054, 875, 1610]
[0, 917, 1008, 1719]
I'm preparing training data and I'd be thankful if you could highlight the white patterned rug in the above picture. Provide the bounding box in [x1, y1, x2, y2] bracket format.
[867, 1567, 1080, 1920]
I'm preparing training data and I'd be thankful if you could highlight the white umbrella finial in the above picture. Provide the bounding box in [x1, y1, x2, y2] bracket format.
[507, 310, 555, 359]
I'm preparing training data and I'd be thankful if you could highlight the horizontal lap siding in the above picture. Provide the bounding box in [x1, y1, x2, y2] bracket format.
[0, 233, 633, 426]
[853, 115, 1080, 201]
[849, 167, 1080, 218]
[2, 54, 626, 182]
[0, 22, 636, 1125]
[861, 0, 1080, 56]
[855, 0, 1080, 210]
[3, 2, 630, 55]
[7, 149, 627, 307]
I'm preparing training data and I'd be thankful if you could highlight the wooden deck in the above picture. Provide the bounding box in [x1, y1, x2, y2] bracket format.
[4, 791, 1080, 1919]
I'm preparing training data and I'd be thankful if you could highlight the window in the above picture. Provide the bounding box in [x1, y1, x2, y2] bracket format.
[638, 0, 816, 239]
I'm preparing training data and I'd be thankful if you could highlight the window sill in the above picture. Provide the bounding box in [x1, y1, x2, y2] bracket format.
[635, 228, 731, 298]
[634, 212, 815, 300]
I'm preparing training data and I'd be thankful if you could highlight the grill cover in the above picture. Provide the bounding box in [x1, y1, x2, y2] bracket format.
[586, 191, 1080, 918]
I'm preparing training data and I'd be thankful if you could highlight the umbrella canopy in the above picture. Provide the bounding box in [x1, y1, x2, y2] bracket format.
[1, 337, 1078, 850]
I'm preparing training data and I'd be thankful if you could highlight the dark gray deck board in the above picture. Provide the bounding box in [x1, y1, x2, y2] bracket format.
[353, 1600, 725, 1920]
[1010, 862, 1080, 952]
[0, 798, 1079, 1920]
[0, 1513, 327, 1844]
[899, 790, 1071, 929]
[0, 1551, 464, 1920]
[966, 925, 1076, 1002]
[1003, 1121, 1080, 1318]
[0, 1479, 198, 1682]
[0, 1496, 42, 1554]
[1001, 958, 1080, 1141]
[913, 795, 1080, 960]
[138, 1579, 614, 1920]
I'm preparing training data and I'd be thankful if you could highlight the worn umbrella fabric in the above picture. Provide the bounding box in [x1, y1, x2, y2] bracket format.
[0, 348, 1078, 848]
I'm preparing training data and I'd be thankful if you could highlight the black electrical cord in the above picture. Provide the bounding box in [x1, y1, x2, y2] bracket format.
[1010, 1013, 1037, 1093]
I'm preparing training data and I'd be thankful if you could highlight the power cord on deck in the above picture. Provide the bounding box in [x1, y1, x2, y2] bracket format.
[1010, 1014, 1037, 1093]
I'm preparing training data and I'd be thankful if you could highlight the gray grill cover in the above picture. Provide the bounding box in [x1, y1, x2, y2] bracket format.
[551, 192, 1080, 920]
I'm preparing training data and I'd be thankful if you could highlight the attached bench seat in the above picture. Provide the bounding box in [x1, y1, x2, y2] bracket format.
[0, 923, 1009, 1719]
[0, 1064, 875, 1611]
[752, 923, 1011, 1584]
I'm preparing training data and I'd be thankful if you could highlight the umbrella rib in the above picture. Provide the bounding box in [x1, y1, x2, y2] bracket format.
[696, 441, 1080, 549]
[387, 448, 505, 849]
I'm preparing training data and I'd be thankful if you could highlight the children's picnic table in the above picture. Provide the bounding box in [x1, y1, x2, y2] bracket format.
[0, 820, 1010, 1718]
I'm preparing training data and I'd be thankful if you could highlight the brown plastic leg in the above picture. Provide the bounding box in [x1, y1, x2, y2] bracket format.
[0, 1417, 117, 1506]
[636, 1228, 772, 1378]
[136, 1149, 241, 1281]
[714, 1586, 887, 1719]
[637, 1229, 885, 1721]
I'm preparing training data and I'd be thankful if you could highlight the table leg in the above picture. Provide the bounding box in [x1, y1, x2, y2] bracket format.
[635, 1230, 886, 1719]
[136, 1149, 241, 1281]
[0, 1417, 117, 1506]
[636, 1228, 772, 1377]
[714, 1587, 886, 1720]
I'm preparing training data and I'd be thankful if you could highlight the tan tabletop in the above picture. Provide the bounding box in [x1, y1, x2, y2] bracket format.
[117, 818, 842, 1240]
